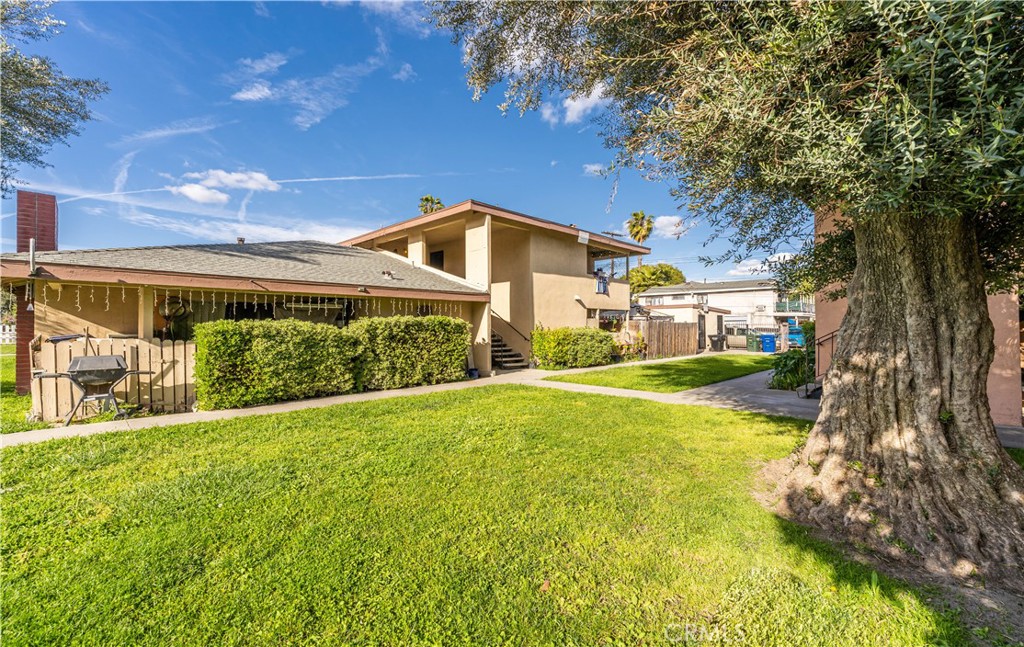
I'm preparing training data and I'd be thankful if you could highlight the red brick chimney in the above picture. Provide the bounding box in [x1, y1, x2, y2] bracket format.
[14, 191, 58, 394]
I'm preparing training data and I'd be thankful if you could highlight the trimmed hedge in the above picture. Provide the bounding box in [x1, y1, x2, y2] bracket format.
[194, 319, 361, 410]
[346, 315, 471, 390]
[531, 326, 615, 369]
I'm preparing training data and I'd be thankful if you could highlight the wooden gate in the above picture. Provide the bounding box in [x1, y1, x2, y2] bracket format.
[627, 321, 699, 359]
[31, 338, 196, 423]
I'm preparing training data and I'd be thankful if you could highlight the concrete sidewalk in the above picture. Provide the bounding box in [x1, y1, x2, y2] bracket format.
[4, 358, 1022, 449]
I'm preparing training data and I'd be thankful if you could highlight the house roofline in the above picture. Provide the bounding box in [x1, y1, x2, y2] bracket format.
[0, 259, 490, 302]
[648, 304, 732, 314]
[340, 199, 651, 255]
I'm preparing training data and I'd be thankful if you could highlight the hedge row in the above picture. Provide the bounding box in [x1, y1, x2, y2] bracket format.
[194, 316, 470, 410]
[193, 319, 362, 410]
[347, 316, 471, 390]
[531, 326, 615, 369]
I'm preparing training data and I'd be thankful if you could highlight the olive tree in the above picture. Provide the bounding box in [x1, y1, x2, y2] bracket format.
[1, 0, 108, 196]
[432, 1, 1024, 589]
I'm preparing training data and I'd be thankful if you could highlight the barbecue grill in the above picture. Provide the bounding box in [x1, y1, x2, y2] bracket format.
[35, 355, 153, 426]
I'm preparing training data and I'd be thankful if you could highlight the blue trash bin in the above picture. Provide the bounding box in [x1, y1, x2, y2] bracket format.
[760, 334, 777, 353]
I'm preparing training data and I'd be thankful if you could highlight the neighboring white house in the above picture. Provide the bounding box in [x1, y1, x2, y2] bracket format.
[636, 279, 814, 330]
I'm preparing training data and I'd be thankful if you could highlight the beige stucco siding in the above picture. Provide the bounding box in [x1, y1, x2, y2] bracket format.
[34, 282, 140, 339]
[490, 226, 533, 356]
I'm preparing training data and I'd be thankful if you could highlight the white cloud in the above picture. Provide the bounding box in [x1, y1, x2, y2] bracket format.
[112, 151, 137, 194]
[232, 80, 273, 101]
[228, 47, 384, 129]
[184, 169, 281, 191]
[360, 2, 431, 37]
[726, 253, 793, 276]
[582, 163, 605, 177]
[237, 191, 254, 221]
[550, 160, 558, 167]
[392, 62, 416, 81]
[538, 83, 610, 126]
[275, 172, 421, 184]
[167, 183, 231, 205]
[254, 1, 270, 17]
[116, 117, 221, 145]
[121, 209, 364, 244]
[540, 102, 559, 127]
[239, 52, 288, 76]
[563, 83, 609, 124]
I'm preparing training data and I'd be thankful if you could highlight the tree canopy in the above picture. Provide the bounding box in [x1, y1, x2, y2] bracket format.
[433, 0, 1024, 590]
[627, 263, 684, 299]
[1, 0, 108, 197]
[433, 1, 1023, 288]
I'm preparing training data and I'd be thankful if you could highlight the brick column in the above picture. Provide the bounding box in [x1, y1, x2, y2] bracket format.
[14, 191, 58, 395]
[14, 284, 34, 395]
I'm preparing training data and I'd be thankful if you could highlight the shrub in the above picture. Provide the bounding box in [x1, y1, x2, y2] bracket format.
[194, 319, 361, 409]
[800, 320, 816, 347]
[767, 348, 813, 391]
[346, 315, 470, 390]
[531, 326, 615, 369]
[615, 330, 647, 362]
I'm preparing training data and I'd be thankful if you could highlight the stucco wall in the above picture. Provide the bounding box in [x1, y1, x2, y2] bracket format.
[35, 282, 140, 339]
[490, 226, 533, 357]
[988, 292, 1023, 427]
[529, 227, 588, 276]
[425, 238, 466, 278]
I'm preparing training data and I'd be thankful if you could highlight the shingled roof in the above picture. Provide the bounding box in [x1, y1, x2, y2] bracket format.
[1, 240, 486, 296]
[638, 278, 777, 296]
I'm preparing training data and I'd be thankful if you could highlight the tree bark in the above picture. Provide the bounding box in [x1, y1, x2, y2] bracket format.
[775, 212, 1024, 591]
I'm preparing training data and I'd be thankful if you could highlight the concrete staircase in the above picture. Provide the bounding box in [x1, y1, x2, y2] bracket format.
[491, 332, 529, 370]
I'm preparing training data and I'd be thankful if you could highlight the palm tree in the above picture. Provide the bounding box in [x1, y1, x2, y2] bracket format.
[626, 211, 653, 265]
[418, 195, 445, 214]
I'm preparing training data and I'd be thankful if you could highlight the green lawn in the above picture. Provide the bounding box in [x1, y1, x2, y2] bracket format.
[1, 344, 49, 434]
[544, 352, 776, 392]
[2, 385, 968, 645]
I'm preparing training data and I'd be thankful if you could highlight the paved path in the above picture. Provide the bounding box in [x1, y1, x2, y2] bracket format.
[4, 357, 1022, 449]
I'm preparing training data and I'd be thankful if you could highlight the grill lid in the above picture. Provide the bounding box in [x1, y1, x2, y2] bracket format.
[66, 355, 128, 385]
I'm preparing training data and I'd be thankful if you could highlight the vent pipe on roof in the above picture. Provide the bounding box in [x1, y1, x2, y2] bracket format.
[236, 237, 245, 245]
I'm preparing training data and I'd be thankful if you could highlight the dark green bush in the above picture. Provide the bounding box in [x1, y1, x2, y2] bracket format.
[767, 348, 813, 390]
[194, 319, 361, 409]
[345, 316, 470, 390]
[531, 326, 615, 369]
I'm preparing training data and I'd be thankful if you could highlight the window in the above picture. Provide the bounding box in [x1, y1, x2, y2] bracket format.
[586, 308, 599, 319]
[595, 274, 609, 295]
[647, 296, 664, 305]
[428, 250, 445, 270]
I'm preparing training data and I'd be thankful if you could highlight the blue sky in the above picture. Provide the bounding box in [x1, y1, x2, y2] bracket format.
[0, 1, 793, 280]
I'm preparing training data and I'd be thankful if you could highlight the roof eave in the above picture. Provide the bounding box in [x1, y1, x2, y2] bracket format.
[0, 259, 489, 302]
[339, 199, 651, 256]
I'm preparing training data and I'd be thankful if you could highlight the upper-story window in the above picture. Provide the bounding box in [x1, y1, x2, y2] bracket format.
[646, 296, 664, 305]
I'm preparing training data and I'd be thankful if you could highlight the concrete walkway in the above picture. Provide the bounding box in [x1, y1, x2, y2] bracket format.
[4, 357, 1022, 449]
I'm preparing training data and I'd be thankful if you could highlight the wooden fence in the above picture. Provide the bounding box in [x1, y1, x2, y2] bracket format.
[627, 320, 699, 359]
[31, 338, 196, 423]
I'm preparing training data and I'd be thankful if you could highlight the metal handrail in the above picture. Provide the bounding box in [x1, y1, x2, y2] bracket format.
[491, 311, 531, 342]
[815, 329, 838, 380]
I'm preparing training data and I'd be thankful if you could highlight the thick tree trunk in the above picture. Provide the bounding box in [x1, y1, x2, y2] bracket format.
[775, 212, 1024, 591]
